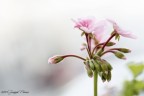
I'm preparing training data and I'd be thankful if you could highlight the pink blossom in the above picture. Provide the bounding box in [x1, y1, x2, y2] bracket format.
[107, 19, 137, 39]
[72, 17, 96, 33]
[92, 20, 108, 42]
[48, 55, 63, 64]
[73, 17, 108, 42]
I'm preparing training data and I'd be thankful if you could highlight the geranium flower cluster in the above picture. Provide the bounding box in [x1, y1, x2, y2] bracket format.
[48, 17, 136, 82]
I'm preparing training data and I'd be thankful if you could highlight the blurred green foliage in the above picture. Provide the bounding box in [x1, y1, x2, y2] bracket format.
[122, 62, 144, 96]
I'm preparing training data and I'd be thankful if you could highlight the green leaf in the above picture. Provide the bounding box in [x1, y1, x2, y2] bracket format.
[134, 80, 144, 91]
[128, 62, 144, 78]
[122, 81, 134, 96]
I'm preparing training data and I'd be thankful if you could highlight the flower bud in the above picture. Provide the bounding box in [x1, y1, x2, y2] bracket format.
[80, 46, 85, 51]
[115, 33, 120, 41]
[106, 42, 116, 46]
[85, 65, 93, 78]
[92, 59, 102, 72]
[117, 48, 131, 53]
[107, 71, 111, 82]
[80, 43, 87, 51]
[113, 51, 126, 60]
[48, 55, 64, 64]
[101, 73, 107, 82]
[100, 60, 108, 72]
[81, 32, 85, 36]
[93, 55, 100, 60]
[102, 60, 113, 71]
[88, 60, 95, 70]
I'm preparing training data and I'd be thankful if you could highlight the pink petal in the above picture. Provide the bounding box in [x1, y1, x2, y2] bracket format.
[107, 19, 137, 39]
[117, 30, 137, 39]
[72, 17, 97, 33]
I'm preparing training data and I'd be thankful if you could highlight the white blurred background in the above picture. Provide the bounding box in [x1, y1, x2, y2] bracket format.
[0, 0, 144, 96]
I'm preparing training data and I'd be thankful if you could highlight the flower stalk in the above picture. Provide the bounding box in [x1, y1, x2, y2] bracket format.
[94, 71, 98, 96]
[85, 33, 92, 58]
[101, 32, 116, 51]
[63, 55, 86, 61]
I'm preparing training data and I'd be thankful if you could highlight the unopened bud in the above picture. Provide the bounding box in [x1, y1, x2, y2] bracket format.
[85, 65, 93, 78]
[117, 48, 131, 53]
[80, 43, 87, 51]
[92, 59, 102, 72]
[93, 55, 100, 60]
[107, 71, 111, 82]
[100, 60, 109, 72]
[113, 51, 126, 60]
[101, 73, 107, 82]
[89, 60, 95, 70]
[48, 55, 64, 64]
[80, 46, 85, 51]
[115, 33, 120, 41]
[81, 32, 85, 36]
[106, 42, 116, 46]
[102, 60, 113, 71]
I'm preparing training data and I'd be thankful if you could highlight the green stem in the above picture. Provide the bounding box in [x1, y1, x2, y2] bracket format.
[94, 71, 98, 96]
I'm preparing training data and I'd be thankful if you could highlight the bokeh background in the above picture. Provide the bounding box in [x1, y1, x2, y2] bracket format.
[0, 0, 144, 96]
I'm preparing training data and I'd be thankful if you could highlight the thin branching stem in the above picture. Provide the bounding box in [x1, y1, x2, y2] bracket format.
[101, 33, 116, 51]
[63, 55, 86, 61]
[100, 50, 115, 57]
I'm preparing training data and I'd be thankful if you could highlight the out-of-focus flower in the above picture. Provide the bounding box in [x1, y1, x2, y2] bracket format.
[48, 55, 64, 64]
[107, 19, 137, 39]
[92, 19, 108, 42]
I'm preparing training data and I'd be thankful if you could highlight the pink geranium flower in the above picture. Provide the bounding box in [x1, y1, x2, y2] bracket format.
[107, 19, 137, 39]
[72, 17, 96, 33]
[73, 17, 108, 42]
